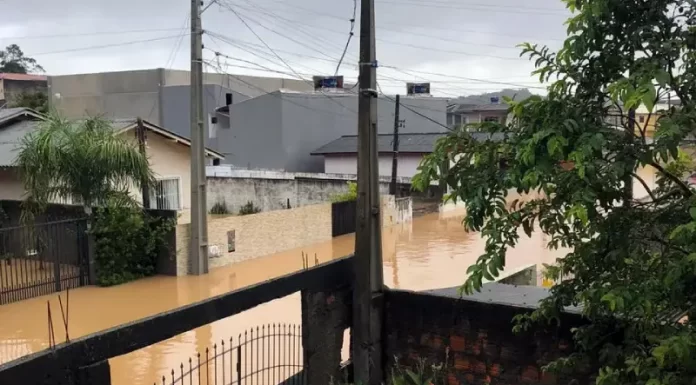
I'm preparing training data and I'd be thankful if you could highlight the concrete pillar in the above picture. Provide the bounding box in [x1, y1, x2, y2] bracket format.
[301, 287, 352, 385]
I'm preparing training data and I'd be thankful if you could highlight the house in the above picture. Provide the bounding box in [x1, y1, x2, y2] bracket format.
[0, 73, 47, 105]
[0, 107, 223, 214]
[211, 90, 450, 172]
[312, 131, 507, 178]
[446, 89, 534, 128]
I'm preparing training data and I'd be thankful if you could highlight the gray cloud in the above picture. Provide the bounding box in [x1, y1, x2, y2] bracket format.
[0, 0, 571, 96]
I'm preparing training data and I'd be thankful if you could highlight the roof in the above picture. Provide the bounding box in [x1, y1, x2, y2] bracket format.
[0, 113, 224, 166]
[311, 132, 506, 155]
[0, 107, 43, 124]
[425, 282, 583, 314]
[450, 103, 509, 114]
[0, 120, 38, 166]
[0, 73, 47, 82]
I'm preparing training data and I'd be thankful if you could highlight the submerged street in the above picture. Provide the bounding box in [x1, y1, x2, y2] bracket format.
[0, 209, 565, 385]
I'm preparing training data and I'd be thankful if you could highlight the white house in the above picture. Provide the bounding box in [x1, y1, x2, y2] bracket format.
[310, 132, 447, 178]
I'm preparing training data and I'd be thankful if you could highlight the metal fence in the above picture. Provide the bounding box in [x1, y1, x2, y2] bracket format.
[331, 200, 356, 237]
[0, 218, 89, 305]
[155, 324, 306, 385]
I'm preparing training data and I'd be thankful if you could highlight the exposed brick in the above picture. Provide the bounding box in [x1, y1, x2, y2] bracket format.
[473, 360, 487, 374]
[430, 335, 444, 349]
[448, 373, 460, 385]
[454, 356, 470, 371]
[488, 363, 502, 377]
[450, 335, 466, 352]
[520, 366, 540, 384]
[540, 371, 557, 385]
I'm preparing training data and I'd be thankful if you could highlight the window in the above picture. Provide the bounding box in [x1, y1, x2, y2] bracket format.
[639, 115, 646, 123]
[483, 116, 500, 123]
[149, 178, 181, 210]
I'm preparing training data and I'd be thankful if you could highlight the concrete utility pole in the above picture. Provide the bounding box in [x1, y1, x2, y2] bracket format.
[623, 106, 636, 208]
[352, 0, 384, 383]
[389, 95, 401, 196]
[190, 0, 209, 274]
[136, 117, 151, 209]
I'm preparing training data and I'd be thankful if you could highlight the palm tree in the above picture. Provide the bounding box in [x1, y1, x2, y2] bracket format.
[15, 113, 155, 216]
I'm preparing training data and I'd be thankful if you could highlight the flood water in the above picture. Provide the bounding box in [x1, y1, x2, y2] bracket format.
[0, 166, 657, 385]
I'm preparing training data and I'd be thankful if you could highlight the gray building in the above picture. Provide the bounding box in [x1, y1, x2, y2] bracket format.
[446, 89, 534, 128]
[213, 90, 450, 172]
[47, 69, 313, 124]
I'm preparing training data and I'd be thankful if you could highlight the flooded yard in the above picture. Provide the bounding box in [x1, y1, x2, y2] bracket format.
[0, 209, 566, 385]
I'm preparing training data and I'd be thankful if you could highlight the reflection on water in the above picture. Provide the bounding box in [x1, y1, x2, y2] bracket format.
[0, 209, 568, 385]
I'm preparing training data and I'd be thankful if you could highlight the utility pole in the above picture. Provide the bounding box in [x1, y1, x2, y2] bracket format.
[352, 0, 384, 383]
[623, 106, 636, 208]
[389, 95, 401, 196]
[136, 117, 151, 209]
[190, 0, 209, 274]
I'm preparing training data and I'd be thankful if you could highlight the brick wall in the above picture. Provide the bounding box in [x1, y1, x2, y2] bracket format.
[384, 290, 589, 385]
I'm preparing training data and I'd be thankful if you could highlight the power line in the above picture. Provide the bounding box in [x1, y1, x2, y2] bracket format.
[218, 4, 359, 114]
[377, 0, 568, 16]
[26, 35, 187, 57]
[0, 28, 184, 41]
[335, 0, 357, 75]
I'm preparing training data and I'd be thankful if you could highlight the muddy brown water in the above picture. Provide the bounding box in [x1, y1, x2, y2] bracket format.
[0, 209, 572, 385]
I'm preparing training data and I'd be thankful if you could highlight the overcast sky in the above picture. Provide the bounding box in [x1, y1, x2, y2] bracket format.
[0, 0, 571, 96]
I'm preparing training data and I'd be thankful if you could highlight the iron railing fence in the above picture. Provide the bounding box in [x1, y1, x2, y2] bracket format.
[0, 218, 89, 305]
[156, 324, 306, 385]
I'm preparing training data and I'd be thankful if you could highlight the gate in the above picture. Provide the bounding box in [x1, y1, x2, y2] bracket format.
[331, 200, 356, 237]
[156, 324, 306, 385]
[0, 218, 89, 305]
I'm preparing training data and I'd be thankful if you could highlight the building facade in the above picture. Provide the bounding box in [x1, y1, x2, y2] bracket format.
[214, 91, 450, 172]
[0, 73, 47, 105]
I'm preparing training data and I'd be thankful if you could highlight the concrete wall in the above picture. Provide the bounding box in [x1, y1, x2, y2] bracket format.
[160, 84, 249, 153]
[224, 91, 449, 171]
[48, 69, 313, 125]
[279, 93, 449, 172]
[205, 167, 415, 214]
[49, 69, 164, 122]
[323, 154, 424, 177]
[176, 203, 332, 274]
[224, 94, 284, 168]
[0, 169, 23, 200]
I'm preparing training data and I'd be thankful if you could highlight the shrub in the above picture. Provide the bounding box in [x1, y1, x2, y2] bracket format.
[209, 200, 230, 215]
[330, 181, 357, 203]
[238, 201, 261, 215]
[92, 205, 175, 287]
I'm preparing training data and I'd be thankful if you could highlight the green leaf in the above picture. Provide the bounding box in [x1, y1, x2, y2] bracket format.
[642, 82, 657, 112]
[689, 207, 696, 220]
[655, 69, 670, 87]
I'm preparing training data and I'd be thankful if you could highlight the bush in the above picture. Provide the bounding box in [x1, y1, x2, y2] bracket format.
[209, 200, 230, 215]
[92, 205, 175, 287]
[330, 181, 357, 203]
[238, 201, 261, 215]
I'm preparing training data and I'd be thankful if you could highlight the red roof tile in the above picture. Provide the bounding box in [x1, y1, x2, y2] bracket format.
[0, 73, 47, 81]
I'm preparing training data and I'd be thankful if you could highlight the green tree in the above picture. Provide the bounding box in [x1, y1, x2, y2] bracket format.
[415, 0, 696, 384]
[9, 91, 48, 113]
[15, 113, 155, 216]
[0, 44, 44, 74]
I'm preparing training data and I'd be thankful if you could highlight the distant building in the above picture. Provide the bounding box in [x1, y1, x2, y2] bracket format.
[446, 89, 533, 128]
[0, 73, 47, 105]
[312, 132, 506, 178]
[0, 107, 223, 217]
[47, 68, 313, 125]
[212, 90, 450, 172]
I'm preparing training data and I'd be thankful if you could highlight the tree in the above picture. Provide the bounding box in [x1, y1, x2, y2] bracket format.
[415, 0, 696, 384]
[9, 91, 48, 113]
[15, 113, 155, 216]
[0, 44, 44, 74]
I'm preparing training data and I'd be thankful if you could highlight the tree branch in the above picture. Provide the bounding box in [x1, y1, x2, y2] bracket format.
[649, 161, 693, 196]
[631, 172, 658, 203]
